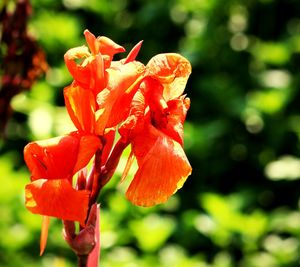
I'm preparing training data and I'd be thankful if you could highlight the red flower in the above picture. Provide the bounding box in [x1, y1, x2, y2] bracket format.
[23, 30, 192, 260]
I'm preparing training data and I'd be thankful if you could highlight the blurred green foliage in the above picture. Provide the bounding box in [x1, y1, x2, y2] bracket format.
[2, 0, 300, 266]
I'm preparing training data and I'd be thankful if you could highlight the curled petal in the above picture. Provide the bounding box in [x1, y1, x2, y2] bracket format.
[64, 83, 96, 133]
[118, 89, 147, 142]
[161, 97, 190, 145]
[126, 130, 192, 207]
[97, 36, 125, 59]
[25, 179, 90, 225]
[64, 46, 91, 85]
[146, 53, 192, 100]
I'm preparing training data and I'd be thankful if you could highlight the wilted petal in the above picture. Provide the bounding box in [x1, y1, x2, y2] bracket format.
[126, 129, 192, 207]
[146, 53, 192, 100]
[25, 179, 90, 224]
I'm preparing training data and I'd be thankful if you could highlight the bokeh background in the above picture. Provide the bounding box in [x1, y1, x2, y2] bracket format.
[1, 0, 300, 266]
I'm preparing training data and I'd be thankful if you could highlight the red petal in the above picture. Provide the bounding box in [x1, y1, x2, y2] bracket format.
[25, 179, 90, 224]
[161, 97, 190, 145]
[124, 40, 143, 64]
[24, 135, 80, 180]
[101, 128, 116, 165]
[126, 128, 192, 207]
[24, 133, 100, 181]
[118, 90, 147, 142]
[73, 134, 102, 173]
[64, 83, 96, 133]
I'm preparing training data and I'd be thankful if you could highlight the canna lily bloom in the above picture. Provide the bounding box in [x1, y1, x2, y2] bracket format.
[24, 132, 101, 224]
[119, 53, 192, 207]
[64, 30, 145, 136]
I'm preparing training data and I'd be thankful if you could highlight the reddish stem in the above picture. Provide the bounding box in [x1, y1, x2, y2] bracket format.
[99, 139, 129, 190]
[88, 139, 129, 206]
[77, 254, 88, 267]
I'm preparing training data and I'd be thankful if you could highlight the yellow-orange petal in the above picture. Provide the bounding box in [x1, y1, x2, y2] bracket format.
[40, 216, 50, 256]
[126, 132, 192, 207]
[25, 179, 90, 225]
[146, 53, 192, 100]
[64, 84, 96, 133]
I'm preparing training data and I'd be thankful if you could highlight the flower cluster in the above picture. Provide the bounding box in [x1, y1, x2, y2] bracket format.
[24, 30, 192, 254]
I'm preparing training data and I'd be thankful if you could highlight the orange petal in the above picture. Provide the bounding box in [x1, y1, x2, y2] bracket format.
[90, 54, 107, 94]
[126, 130, 192, 207]
[124, 40, 143, 64]
[24, 135, 80, 180]
[146, 53, 192, 100]
[84, 30, 99, 55]
[97, 36, 125, 59]
[95, 61, 145, 133]
[25, 179, 90, 225]
[40, 216, 50, 256]
[73, 134, 102, 173]
[64, 83, 96, 133]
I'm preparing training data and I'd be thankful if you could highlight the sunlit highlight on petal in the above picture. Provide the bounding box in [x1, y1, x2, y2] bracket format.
[126, 132, 192, 207]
